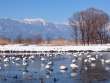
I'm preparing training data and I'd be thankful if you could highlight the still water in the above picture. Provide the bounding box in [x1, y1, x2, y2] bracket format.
[0, 52, 110, 83]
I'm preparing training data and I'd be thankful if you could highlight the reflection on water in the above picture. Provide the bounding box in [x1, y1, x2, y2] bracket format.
[0, 52, 110, 83]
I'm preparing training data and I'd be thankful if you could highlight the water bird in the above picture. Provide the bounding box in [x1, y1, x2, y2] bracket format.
[40, 57, 46, 61]
[22, 60, 28, 66]
[59, 65, 67, 70]
[45, 65, 51, 69]
[15, 57, 21, 61]
[72, 59, 76, 63]
[4, 57, 9, 62]
[47, 61, 53, 65]
[29, 55, 35, 59]
[105, 59, 110, 64]
[70, 64, 78, 70]
[89, 57, 96, 61]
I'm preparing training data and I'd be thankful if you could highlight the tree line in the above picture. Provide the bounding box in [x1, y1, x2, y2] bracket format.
[69, 8, 110, 45]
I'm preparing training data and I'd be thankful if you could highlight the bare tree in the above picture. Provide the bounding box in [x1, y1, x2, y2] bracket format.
[69, 12, 82, 45]
[69, 8, 110, 45]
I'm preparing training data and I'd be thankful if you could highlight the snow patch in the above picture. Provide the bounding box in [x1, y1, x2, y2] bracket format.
[0, 44, 109, 51]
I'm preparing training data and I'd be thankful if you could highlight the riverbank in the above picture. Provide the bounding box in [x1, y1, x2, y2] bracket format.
[0, 44, 110, 51]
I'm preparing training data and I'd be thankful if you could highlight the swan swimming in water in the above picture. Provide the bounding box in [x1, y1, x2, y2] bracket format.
[70, 64, 78, 70]
[4, 57, 9, 62]
[59, 65, 67, 70]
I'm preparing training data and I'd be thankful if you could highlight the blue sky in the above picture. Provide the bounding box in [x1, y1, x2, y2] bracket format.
[0, 0, 110, 23]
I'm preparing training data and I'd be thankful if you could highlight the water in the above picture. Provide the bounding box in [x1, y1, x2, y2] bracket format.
[0, 52, 110, 83]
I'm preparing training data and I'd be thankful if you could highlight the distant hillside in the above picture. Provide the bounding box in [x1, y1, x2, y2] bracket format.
[0, 18, 74, 40]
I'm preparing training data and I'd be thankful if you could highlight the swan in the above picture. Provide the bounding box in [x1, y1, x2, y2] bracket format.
[23, 61, 28, 66]
[70, 64, 78, 69]
[45, 65, 51, 69]
[87, 55, 91, 58]
[59, 65, 67, 70]
[11, 57, 15, 60]
[15, 57, 21, 61]
[40, 57, 46, 61]
[72, 59, 76, 63]
[4, 57, 9, 62]
[47, 61, 53, 65]
[105, 59, 110, 64]
[29, 55, 35, 59]
[89, 57, 96, 61]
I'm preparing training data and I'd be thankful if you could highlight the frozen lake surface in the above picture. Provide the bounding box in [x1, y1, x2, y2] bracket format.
[0, 51, 110, 83]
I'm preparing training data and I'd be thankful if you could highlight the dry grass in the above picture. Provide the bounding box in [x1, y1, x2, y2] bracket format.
[0, 38, 81, 45]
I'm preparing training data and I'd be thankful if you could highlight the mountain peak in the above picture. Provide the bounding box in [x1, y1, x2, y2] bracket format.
[21, 18, 47, 25]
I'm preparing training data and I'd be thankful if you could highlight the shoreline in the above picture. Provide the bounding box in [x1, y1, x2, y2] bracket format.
[0, 44, 109, 52]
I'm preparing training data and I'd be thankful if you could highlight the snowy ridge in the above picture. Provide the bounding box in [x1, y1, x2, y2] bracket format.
[21, 18, 47, 25]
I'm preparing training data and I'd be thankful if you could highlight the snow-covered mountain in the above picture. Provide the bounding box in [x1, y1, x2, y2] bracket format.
[0, 18, 74, 40]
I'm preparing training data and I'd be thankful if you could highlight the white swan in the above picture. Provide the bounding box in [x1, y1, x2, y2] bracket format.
[60, 65, 67, 70]
[72, 59, 76, 63]
[70, 64, 78, 69]
[4, 57, 9, 62]
[89, 57, 96, 61]
[29, 55, 35, 59]
[23, 61, 28, 66]
[15, 57, 21, 61]
[105, 59, 110, 64]
[45, 65, 51, 69]
[47, 61, 53, 65]
[40, 57, 46, 61]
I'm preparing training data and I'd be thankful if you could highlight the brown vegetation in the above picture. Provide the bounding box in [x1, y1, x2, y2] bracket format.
[0, 38, 11, 45]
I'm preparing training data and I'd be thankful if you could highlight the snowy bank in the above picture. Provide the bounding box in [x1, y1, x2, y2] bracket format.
[0, 44, 109, 51]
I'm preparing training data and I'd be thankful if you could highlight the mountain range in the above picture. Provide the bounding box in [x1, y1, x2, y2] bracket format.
[0, 18, 74, 40]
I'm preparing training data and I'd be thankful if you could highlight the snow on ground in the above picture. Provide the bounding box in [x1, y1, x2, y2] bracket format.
[0, 44, 110, 51]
